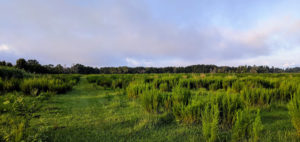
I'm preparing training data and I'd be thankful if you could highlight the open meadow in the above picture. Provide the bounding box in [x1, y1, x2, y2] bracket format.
[1, 66, 300, 141]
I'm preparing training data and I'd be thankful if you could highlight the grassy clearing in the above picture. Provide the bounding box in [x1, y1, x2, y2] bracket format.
[1, 71, 300, 141]
[25, 76, 299, 141]
[29, 77, 206, 141]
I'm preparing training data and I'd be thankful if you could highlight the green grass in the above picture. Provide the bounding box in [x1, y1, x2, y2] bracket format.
[29, 77, 207, 141]
[2, 74, 300, 141]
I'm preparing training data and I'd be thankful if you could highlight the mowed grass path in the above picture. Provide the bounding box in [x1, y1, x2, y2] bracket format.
[30, 77, 204, 142]
[29, 76, 299, 142]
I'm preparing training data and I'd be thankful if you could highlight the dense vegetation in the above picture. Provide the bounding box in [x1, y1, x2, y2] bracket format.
[1, 64, 300, 141]
[3, 58, 300, 74]
[87, 73, 300, 141]
[0, 66, 80, 141]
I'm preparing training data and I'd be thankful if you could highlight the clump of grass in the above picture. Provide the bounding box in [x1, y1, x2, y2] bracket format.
[0, 78, 3, 92]
[0, 66, 29, 79]
[3, 78, 21, 92]
[288, 93, 300, 136]
[202, 104, 219, 142]
[159, 82, 169, 92]
[126, 81, 149, 99]
[140, 89, 164, 113]
[172, 86, 191, 106]
[20, 77, 73, 96]
[232, 109, 252, 142]
[251, 109, 263, 142]
[232, 109, 263, 142]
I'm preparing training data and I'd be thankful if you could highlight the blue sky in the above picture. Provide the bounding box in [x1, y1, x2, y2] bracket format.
[1, 0, 300, 67]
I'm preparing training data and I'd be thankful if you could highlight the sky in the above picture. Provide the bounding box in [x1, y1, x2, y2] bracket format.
[1, 0, 300, 68]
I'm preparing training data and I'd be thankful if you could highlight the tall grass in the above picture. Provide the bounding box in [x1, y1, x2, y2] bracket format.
[232, 109, 263, 142]
[126, 81, 150, 99]
[202, 104, 219, 142]
[288, 93, 300, 136]
[20, 77, 74, 95]
[0, 66, 29, 79]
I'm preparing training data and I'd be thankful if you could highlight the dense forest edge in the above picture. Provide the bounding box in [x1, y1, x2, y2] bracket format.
[1, 58, 300, 74]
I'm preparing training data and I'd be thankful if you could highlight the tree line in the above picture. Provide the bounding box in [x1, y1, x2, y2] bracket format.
[0, 58, 299, 74]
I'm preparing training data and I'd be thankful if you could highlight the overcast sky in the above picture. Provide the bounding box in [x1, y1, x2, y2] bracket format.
[1, 0, 300, 67]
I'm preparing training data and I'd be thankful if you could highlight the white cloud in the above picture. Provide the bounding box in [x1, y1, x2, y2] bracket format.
[0, 44, 10, 52]
[125, 57, 154, 67]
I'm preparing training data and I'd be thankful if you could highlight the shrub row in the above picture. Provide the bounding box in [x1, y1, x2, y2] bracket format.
[1, 75, 79, 96]
[0, 66, 29, 79]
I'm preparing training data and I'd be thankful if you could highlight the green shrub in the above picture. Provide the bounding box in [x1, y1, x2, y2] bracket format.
[159, 82, 169, 92]
[20, 77, 73, 95]
[279, 81, 297, 102]
[202, 104, 219, 142]
[0, 66, 28, 79]
[232, 109, 263, 142]
[232, 109, 252, 142]
[0, 78, 3, 92]
[126, 81, 149, 99]
[172, 86, 191, 106]
[232, 80, 244, 92]
[3, 78, 21, 92]
[0, 115, 27, 142]
[206, 92, 244, 128]
[209, 80, 222, 91]
[251, 109, 263, 142]
[288, 93, 300, 136]
[140, 89, 164, 113]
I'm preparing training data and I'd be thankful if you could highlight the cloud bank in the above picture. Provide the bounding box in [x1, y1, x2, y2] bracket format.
[1, 0, 300, 68]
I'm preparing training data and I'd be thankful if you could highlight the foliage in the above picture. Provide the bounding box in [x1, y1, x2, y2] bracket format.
[232, 109, 263, 142]
[288, 93, 300, 136]
[20, 77, 74, 95]
[202, 104, 219, 142]
[0, 66, 28, 79]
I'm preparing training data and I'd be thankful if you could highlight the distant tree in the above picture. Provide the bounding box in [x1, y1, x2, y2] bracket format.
[0, 61, 6, 66]
[250, 66, 258, 73]
[27, 59, 43, 73]
[16, 58, 27, 69]
[55, 64, 64, 73]
[6, 62, 13, 67]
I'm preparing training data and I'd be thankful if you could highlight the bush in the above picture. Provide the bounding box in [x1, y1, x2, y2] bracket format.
[288, 93, 300, 136]
[140, 89, 164, 113]
[232, 109, 253, 142]
[20, 77, 73, 95]
[251, 110, 263, 142]
[172, 86, 191, 106]
[172, 95, 207, 123]
[3, 78, 21, 92]
[126, 81, 149, 99]
[159, 82, 169, 92]
[231, 109, 263, 142]
[0, 78, 3, 92]
[202, 104, 219, 142]
[0, 66, 28, 79]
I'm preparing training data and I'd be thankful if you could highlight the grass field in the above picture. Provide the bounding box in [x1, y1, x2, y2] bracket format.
[1, 69, 300, 141]
[30, 77, 208, 141]
[27, 76, 300, 141]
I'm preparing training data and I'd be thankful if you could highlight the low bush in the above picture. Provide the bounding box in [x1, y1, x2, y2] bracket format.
[20, 77, 73, 95]
[202, 104, 219, 142]
[3, 78, 21, 92]
[232, 109, 263, 142]
[126, 81, 150, 99]
[288, 93, 300, 136]
[0, 66, 28, 79]
[172, 86, 191, 106]
[0, 78, 3, 92]
[140, 89, 164, 113]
